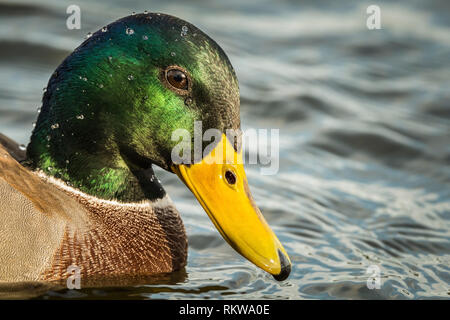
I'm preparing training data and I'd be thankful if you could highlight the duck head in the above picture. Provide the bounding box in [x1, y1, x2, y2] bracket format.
[27, 13, 291, 281]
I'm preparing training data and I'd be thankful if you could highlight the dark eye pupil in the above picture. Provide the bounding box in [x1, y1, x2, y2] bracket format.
[173, 74, 183, 82]
[166, 69, 188, 90]
[225, 170, 237, 185]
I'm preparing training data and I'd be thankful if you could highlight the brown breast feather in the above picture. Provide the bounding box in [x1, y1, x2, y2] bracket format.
[0, 143, 187, 284]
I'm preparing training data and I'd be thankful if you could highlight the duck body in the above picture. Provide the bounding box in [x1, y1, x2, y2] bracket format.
[0, 13, 218, 282]
[0, 138, 186, 282]
[0, 12, 291, 284]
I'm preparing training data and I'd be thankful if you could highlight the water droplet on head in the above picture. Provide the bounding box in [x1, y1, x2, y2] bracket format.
[101, 27, 108, 32]
[37, 107, 41, 113]
[82, 77, 87, 81]
[181, 25, 188, 37]
[142, 35, 148, 40]
[170, 52, 176, 57]
[51, 123, 59, 130]
[66, 159, 70, 164]
[126, 28, 134, 35]
[128, 74, 134, 81]
[98, 84, 104, 88]
[46, 135, 51, 141]
[18, 144, 26, 151]
[86, 32, 92, 39]
[43, 87, 47, 92]
[32, 121, 36, 127]
[48, 166, 53, 172]
[76, 115, 85, 120]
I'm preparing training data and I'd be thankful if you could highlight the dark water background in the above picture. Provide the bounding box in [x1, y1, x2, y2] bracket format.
[0, 0, 449, 299]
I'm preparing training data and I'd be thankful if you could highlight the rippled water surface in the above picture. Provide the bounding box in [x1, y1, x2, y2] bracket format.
[0, 0, 449, 299]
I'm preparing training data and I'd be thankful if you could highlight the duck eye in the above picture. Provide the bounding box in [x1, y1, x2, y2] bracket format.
[166, 69, 188, 91]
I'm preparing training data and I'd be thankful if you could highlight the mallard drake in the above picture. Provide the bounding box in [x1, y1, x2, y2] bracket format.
[0, 13, 291, 284]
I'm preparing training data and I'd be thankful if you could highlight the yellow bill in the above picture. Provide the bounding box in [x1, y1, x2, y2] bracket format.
[172, 134, 291, 280]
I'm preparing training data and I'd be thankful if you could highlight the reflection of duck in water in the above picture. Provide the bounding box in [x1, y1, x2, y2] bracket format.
[0, 13, 290, 283]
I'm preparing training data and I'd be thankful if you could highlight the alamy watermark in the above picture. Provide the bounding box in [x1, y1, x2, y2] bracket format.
[171, 121, 279, 175]
[66, 5, 81, 30]
[66, 264, 81, 289]
[366, 5, 381, 30]
[366, 264, 381, 289]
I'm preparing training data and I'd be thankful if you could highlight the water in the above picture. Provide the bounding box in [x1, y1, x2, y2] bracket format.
[0, 0, 449, 299]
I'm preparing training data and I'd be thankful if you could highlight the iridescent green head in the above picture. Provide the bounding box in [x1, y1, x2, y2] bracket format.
[27, 13, 240, 201]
